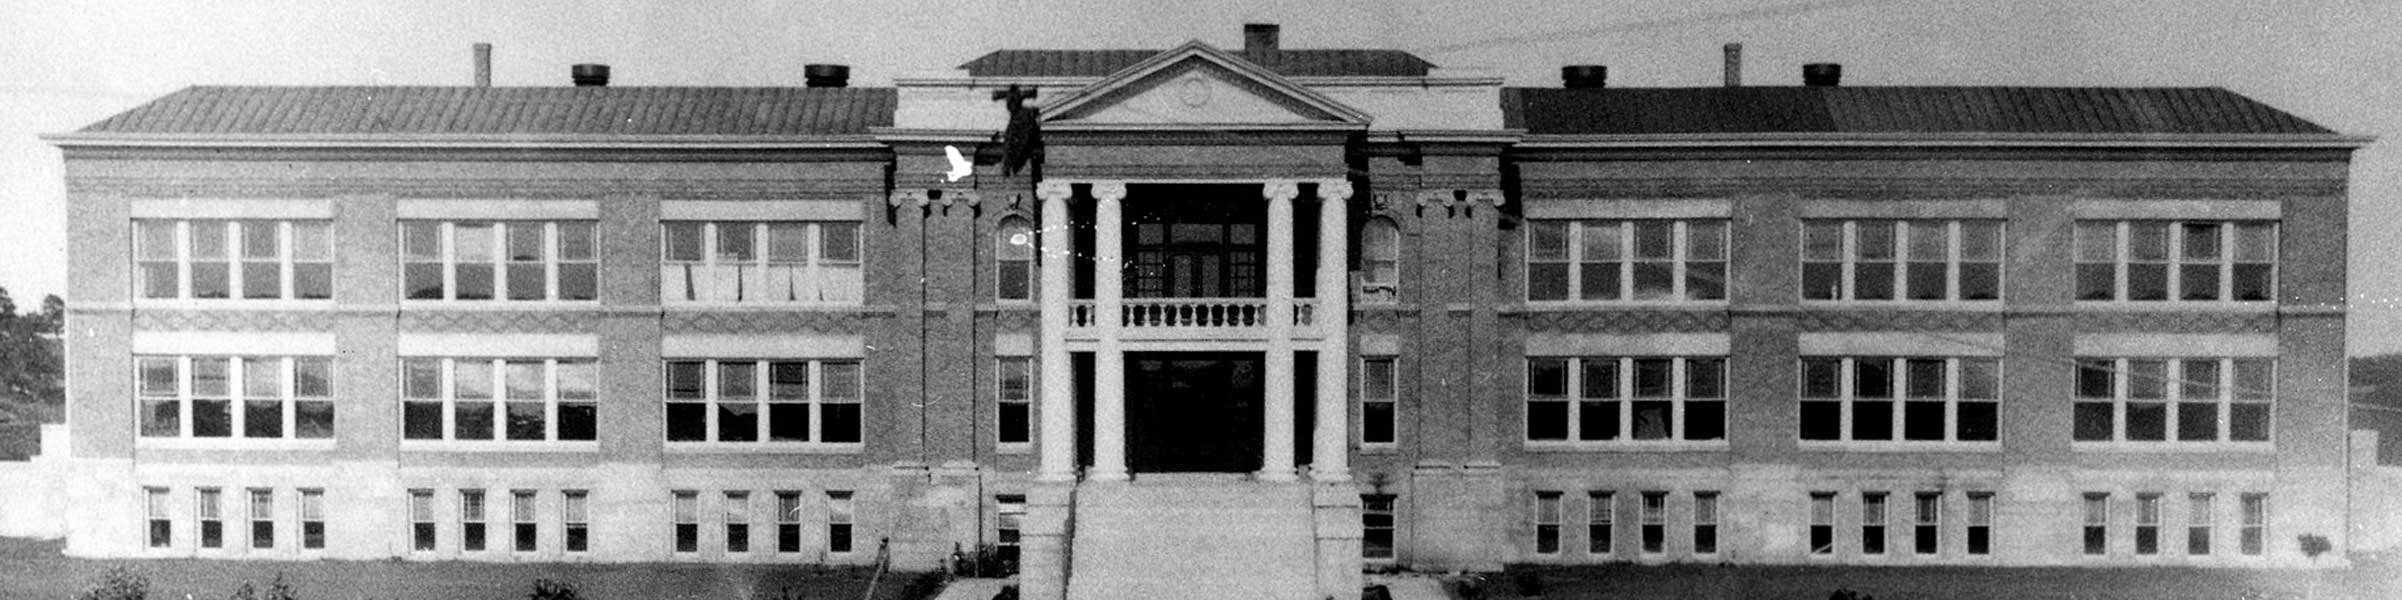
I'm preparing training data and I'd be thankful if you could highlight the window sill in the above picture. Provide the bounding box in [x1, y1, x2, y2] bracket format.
[1359, 444, 1403, 455]
[132, 299, 336, 311]
[663, 442, 864, 454]
[136, 437, 337, 451]
[2070, 441, 2274, 453]
[400, 301, 601, 310]
[662, 302, 869, 311]
[1798, 301, 2005, 312]
[1796, 441, 2003, 453]
[2072, 302, 2277, 312]
[996, 443, 1034, 455]
[1521, 441, 1729, 452]
[398, 440, 600, 452]
[1520, 301, 1729, 311]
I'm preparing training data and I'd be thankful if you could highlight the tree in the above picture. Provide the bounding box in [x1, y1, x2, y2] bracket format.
[0, 286, 65, 406]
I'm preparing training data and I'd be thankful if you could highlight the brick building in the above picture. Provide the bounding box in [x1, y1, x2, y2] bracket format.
[28, 24, 2370, 600]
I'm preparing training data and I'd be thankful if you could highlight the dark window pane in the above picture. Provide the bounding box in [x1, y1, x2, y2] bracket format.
[1581, 360, 1617, 399]
[1579, 262, 1620, 300]
[2128, 264, 2167, 300]
[1852, 401, 1893, 441]
[2127, 402, 2167, 441]
[2074, 402, 2116, 441]
[1686, 262, 1725, 300]
[2233, 264, 2274, 301]
[465, 523, 487, 551]
[140, 263, 179, 299]
[140, 400, 179, 437]
[243, 261, 281, 299]
[1578, 401, 1618, 441]
[1907, 262, 1947, 300]
[244, 401, 282, 438]
[1527, 401, 1568, 440]
[676, 523, 698, 552]
[2230, 403, 2271, 441]
[505, 264, 546, 300]
[403, 402, 443, 439]
[1855, 360, 1893, 398]
[1527, 359, 1567, 398]
[821, 403, 861, 443]
[667, 362, 707, 399]
[1904, 401, 1946, 441]
[454, 403, 493, 440]
[998, 261, 1031, 300]
[293, 263, 331, 299]
[1528, 264, 1568, 301]
[1802, 359, 1842, 398]
[1802, 262, 1843, 300]
[1363, 403, 1394, 444]
[1631, 262, 1674, 299]
[2180, 265, 2220, 301]
[1685, 400, 1724, 440]
[405, 263, 445, 299]
[718, 402, 759, 442]
[193, 399, 232, 437]
[2178, 402, 2219, 441]
[2077, 360, 2116, 398]
[294, 401, 333, 438]
[1632, 401, 1673, 440]
[770, 404, 813, 442]
[1961, 263, 2000, 300]
[1800, 402, 1842, 440]
[1958, 402, 1998, 441]
[506, 402, 546, 440]
[1968, 527, 1990, 555]
[191, 263, 230, 299]
[666, 403, 708, 441]
[516, 523, 536, 552]
[455, 264, 493, 300]
[2077, 263, 2117, 300]
[1686, 359, 1724, 399]
[558, 403, 596, 441]
[558, 264, 596, 301]
[1855, 263, 1895, 300]
[1633, 359, 1672, 398]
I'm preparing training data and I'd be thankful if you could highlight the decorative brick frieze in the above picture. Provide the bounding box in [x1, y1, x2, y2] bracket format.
[2070, 310, 2280, 334]
[662, 310, 884, 335]
[131, 310, 334, 332]
[1511, 309, 1729, 333]
[1791, 310, 2004, 332]
[397, 310, 599, 334]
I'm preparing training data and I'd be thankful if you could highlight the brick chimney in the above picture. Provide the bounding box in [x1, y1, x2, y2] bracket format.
[1244, 23, 1280, 54]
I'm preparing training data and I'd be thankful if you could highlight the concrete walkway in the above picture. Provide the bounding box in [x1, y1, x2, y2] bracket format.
[931, 577, 1014, 600]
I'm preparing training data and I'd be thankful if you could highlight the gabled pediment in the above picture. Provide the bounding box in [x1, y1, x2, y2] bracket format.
[1041, 41, 1371, 128]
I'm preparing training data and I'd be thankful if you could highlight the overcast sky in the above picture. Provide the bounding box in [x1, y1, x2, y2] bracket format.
[3, 0, 2396, 353]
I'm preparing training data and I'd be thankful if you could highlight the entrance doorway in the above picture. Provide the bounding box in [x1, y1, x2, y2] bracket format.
[1125, 352, 1262, 473]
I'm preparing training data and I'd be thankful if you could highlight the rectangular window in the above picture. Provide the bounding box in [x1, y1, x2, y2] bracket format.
[1362, 494, 1396, 560]
[401, 358, 597, 443]
[661, 221, 861, 304]
[146, 487, 173, 549]
[673, 491, 700, 553]
[1527, 219, 1727, 302]
[1803, 219, 2004, 301]
[827, 491, 855, 554]
[2073, 358, 2271, 443]
[299, 489, 325, 550]
[198, 488, 224, 549]
[722, 491, 750, 553]
[1799, 356, 1999, 443]
[1967, 492, 1993, 555]
[2240, 493, 2266, 556]
[1361, 357, 1398, 445]
[1860, 492, 1887, 555]
[665, 359, 863, 445]
[1533, 491, 1562, 555]
[2188, 493, 2214, 556]
[1359, 219, 1401, 304]
[1587, 491, 1614, 555]
[137, 356, 334, 440]
[997, 219, 1036, 301]
[998, 357, 1033, 445]
[404, 220, 595, 301]
[511, 490, 537, 552]
[2084, 493, 2111, 555]
[2135, 493, 2162, 555]
[998, 494, 1028, 564]
[1914, 493, 1941, 555]
[1693, 491, 1719, 555]
[2075, 220, 2274, 302]
[461, 489, 488, 552]
[134, 219, 333, 300]
[1809, 492, 1836, 555]
[776, 491, 804, 553]
[409, 489, 435, 552]
[248, 488, 275, 550]
[563, 490, 589, 553]
[1525, 356, 1725, 443]
[1640, 492, 1667, 554]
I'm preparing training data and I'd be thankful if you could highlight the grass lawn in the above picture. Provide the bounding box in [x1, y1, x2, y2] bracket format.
[1, 537, 943, 600]
[1464, 560, 2402, 600]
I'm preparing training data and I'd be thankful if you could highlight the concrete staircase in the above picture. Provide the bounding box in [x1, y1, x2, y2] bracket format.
[1066, 476, 1320, 600]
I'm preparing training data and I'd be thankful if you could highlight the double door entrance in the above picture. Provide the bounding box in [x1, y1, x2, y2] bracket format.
[1079, 352, 1267, 474]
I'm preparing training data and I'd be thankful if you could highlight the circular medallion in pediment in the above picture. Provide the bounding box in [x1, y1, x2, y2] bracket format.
[1176, 75, 1211, 108]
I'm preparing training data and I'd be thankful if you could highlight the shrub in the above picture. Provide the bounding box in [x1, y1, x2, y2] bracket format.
[528, 579, 582, 600]
[74, 567, 149, 600]
[2298, 534, 2333, 559]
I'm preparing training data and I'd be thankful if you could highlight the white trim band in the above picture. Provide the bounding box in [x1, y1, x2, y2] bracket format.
[1799, 332, 2005, 356]
[1524, 333, 1729, 356]
[661, 334, 865, 358]
[396, 333, 597, 357]
[661, 200, 863, 222]
[397, 199, 597, 220]
[1798, 199, 2010, 219]
[131, 331, 336, 355]
[1524, 199, 1731, 220]
[1359, 334, 1401, 356]
[130, 198, 335, 219]
[2074, 334, 2278, 357]
[2072, 200, 2282, 220]
[993, 333, 1033, 357]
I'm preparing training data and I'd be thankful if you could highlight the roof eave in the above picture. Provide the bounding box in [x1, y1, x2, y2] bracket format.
[1513, 132, 2376, 150]
[42, 132, 889, 150]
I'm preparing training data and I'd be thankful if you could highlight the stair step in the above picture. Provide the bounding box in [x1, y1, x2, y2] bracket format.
[1066, 480, 1322, 600]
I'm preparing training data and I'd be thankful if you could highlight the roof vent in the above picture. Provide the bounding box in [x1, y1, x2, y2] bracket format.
[804, 64, 851, 88]
[1244, 23, 1280, 54]
[1561, 65, 1607, 89]
[1803, 63, 1842, 87]
[473, 43, 492, 87]
[571, 64, 610, 87]
[1722, 43, 1743, 87]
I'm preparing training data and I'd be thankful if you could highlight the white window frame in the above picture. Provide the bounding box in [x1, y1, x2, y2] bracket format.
[1533, 491, 1563, 556]
[1586, 491, 1614, 555]
[663, 359, 864, 449]
[400, 357, 600, 446]
[1360, 356, 1398, 447]
[134, 219, 333, 302]
[1913, 492, 1941, 555]
[827, 490, 856, 554]
[461, 489, 488, 552]
[997, 357, 1033, 449]
[401, 220, 597, 302]
[563, 490, 590, 553]
[2071, 357, 2274, 446]
[661, 220, 861, 305]
[776, 491, 805, 554]
[510, 489, 538, 553]
[1361, 494, 1396, 561]
[1638, 491, 1667, 554]
[997, 494, 1028, 560]
[1524, 356, 1728, 447]
[1801, 219, 2005, 302]
[1692, 491, 1719, 556]
[1860, 492, 1889, 556]
[672, 490, 701, 554]
[1797, 356, 2003, 446]
[145, 487, 173, 549]
[723, 491, 751, 554]
[2188, 492, 2214, 556]
[1967, 492, 1994, 556]
[248, 488, 276, 551]
[2239, 493, 2267, 556]
[2135, 492, 2163, 555]
[134, 355, 335, 446]
[1526, 219, 1729, 303]
[1809, 492, 1837, 556]
[408, 489, 436, 552]
[299, 488, 325, 551]
[198, 487, 225, 550]
[2073, 220, 2276, 303]
[2084, 492, 2112, 556]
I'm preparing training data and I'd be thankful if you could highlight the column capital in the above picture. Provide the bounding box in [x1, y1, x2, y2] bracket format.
[1091, 181, 1128, 202]
[1263, 179, 1302, 202]
[1035, 180, 1075, 202]
[1415, 188, 1506, 208]
[889, 189, 981, 209]
[1318, 179, 1354, 201]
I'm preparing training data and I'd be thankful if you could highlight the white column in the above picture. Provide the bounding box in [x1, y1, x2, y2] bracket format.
[1090, 182, 1130, 481]
[1035, 180, 1078, 482]
[1260, 180, 1300, 482]
[1312, 179, 1353, 481]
